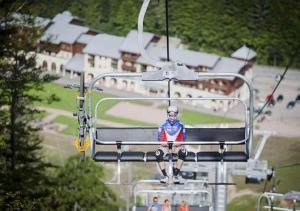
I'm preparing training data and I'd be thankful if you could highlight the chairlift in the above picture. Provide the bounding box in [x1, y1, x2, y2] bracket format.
[132, 183, 212, 211]
[85, 67, 253, 185]
[257, 192, 300, 211]
[73, 0, 254, 193]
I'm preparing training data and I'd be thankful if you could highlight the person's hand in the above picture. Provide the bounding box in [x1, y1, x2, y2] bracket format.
[161, 142, 168, 147]
[174, 142, 181, 147]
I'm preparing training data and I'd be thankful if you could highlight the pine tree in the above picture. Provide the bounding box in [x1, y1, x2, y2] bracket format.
[0, 2, 56, 209]
[111, 0, 141, 35]
[45, 156, 121, 210]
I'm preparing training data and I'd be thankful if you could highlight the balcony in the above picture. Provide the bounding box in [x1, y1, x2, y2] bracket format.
[121, 54, 139, 63]
[121, 64, 136, 72]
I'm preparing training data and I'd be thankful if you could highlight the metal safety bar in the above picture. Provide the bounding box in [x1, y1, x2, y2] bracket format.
[93, 97, 247, 144]
[257, 192, 300, 211]
[132, 179, 209, 195]
[133, 189, 211, 208]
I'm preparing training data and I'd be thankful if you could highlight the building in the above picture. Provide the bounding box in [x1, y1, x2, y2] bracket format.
[36, 11, 256, 111]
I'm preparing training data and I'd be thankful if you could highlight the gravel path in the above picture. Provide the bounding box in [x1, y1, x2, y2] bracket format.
[106, 102, 165, 124]
[38, 106, 129, 129]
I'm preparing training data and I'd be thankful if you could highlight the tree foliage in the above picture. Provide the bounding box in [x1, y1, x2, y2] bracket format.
[0, 1, 57, 209]
[0, 2, 121, 210]
[44, 156, 121, 211]
[30, 0, 300, 68]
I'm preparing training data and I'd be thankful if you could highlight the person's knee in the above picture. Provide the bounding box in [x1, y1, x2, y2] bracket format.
[178, 148, 187, 160]
[155, 149, 164, 162]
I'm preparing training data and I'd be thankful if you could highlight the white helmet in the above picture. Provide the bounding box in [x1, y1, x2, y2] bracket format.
[167, 106, 179, 115]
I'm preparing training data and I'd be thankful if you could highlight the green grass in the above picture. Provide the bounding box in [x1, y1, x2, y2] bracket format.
[53, 115, 78, 136]
[233, 136, 300, 192]
[276, 166, 300, 192]
[34, 83, 115, 112]
[35, 83, 238, 127]
[34, 83, 153, 126]
[227, 195, 258, 211]
[34, 110, 48, 119]
[181, 109, 239, 125]
[101, 113, 155, 127]
[228, 194, 300, 211]
[158, 104, 240, 124]
[53, 115, 154, 136]
[41, 145, 70, 166]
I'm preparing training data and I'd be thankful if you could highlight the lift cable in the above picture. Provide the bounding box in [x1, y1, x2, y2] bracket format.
[262, 162, 300, 193]
[254, 42, 300, 121]
[165, 0, 171, 106]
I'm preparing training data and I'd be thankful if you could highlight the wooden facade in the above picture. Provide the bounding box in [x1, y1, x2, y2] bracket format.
[120, 52, 139, 72]
[70, 19, 84, 26]
[59, 42, 72, 52]
[73, 42, 86, 55]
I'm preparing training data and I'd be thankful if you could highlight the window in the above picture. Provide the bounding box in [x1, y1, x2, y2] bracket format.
[122, 80, 128, 89]
[141, 65, 147, 72]
[60, 64, 64, 73]
[110, 78, 117, 86]
[51, 62, 56, 72]
[88, 55, 95, 67]
[111, 59, 118, 70]
[42, 61, 47, 71]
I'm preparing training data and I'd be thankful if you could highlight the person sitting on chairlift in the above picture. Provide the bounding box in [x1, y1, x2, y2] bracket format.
[156, 106, 187, 184]
[147, 196, 161, 211]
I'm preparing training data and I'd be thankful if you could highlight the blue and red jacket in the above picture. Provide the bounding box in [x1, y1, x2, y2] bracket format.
[157, 119, 186, 142]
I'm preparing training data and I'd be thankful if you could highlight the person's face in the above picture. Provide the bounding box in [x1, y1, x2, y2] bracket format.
[153, 198, 158, 203]
[168, 112, 177, 122]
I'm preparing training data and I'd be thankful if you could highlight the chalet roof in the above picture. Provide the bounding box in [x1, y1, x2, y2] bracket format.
[137, 43, 165, 65]
[40, 21, 89, 44]
[34, 16, 51, 28]
[83, 34, 124, 59]
[11, 13, 51, 28]
[52, 11, 75, 24]
[231, 45, 257, 60]
[120, 30, 154, 54]
[64, 53, 84, 72]
[161, 48, 220, 68]
[157, 36, 182, 48]
[77, 34, 94, 44]
[211, 57, 246, 80]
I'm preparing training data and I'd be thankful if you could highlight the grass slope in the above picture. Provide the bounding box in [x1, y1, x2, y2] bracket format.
[181, 109, 238, 125]
[36, 83, 239, 127]
[233, 136, 300, 192]
[34, 83, 155, 126]
[227, 195, 258, 211]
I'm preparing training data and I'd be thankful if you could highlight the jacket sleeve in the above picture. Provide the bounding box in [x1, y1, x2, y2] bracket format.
[157, 124, 163, 141]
